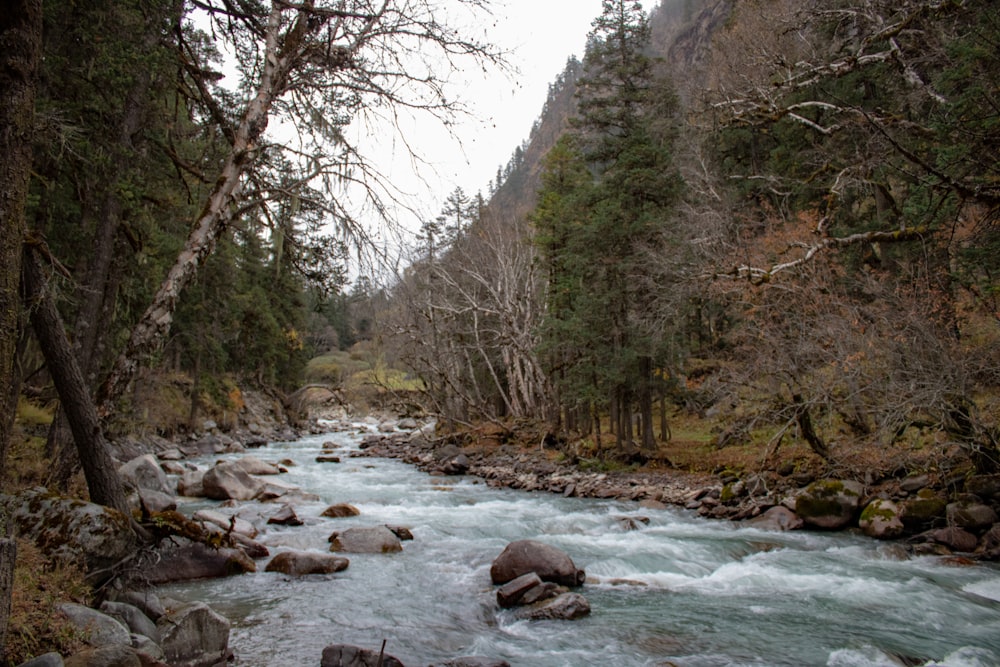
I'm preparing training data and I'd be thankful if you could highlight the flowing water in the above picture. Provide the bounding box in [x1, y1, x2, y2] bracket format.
[158, 425, 1000, 667]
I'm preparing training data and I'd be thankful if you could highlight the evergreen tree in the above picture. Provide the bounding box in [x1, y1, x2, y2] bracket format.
[535, 0, 682, 453]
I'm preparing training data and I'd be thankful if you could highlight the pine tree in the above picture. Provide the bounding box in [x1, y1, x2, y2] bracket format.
[535, 0, 682, 454]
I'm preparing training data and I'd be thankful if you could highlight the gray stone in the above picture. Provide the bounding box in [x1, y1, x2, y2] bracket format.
[117, 590, 166, 621]
[118, 454, 172, 495]
[4, 488, 138, 577]
[193, 508, 258, 538]
[158, 448, 185, 461]
[517, 592, 591, 621]
[496, 572, 543, 608]
[437, 659, 511, 667]
[58, 603, 131, 647]
[747, 506, 804, 532]
[129, 632, 165, 663]
[267, 504, 304, 526]
[63, 645, 140, 667]
[320, 644, 404, 667]
[947, 501, 998, 533]
[490, 540, 585, 587]
[859, 499, 905, 540]
[265, 551, 350, 575]
[15, 652, 64, 667]
[176, 470, 205, 497]
[157, 601, 230, 667]
[136, 488, 176, 513]
[99, 601, 160, 643]
[928, 526, 979, 552]
[228, 455, 282, 476]
[145, 537, 256, 584]
[900, 474, 931, 493]
[202, 462, 263, 501]
[329, 526, 402, 554]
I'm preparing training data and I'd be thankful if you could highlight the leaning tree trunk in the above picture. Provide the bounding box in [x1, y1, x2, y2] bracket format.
[0, 0, 42, 490]
[21, 243, 131, 517]
[95, 7, 312, 423]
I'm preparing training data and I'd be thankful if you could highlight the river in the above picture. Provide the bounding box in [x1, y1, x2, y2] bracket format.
[158, 424, 1000, 667]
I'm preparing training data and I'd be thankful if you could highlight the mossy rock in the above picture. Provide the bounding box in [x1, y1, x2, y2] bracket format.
[859, 498, 904, 539]
[900, 491, 947, 531]
[795, 479, 864, 530]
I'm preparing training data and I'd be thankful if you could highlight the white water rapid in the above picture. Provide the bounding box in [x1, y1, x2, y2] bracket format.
[158, 425, 1000, 667]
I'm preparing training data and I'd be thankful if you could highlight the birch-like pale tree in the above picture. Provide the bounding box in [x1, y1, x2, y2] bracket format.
[96, 0, 505, 420]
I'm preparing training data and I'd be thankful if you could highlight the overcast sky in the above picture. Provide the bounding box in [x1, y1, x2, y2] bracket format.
[358, 0, 651, 251]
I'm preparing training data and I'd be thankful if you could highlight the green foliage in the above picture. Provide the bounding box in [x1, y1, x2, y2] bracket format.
[531, 1, 683, 446]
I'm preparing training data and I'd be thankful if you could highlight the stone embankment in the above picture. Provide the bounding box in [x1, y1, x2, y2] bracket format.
[356, 427, 1000, 562]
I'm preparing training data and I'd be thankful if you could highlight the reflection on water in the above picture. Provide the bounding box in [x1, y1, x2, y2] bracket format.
[158, 428, 1000, 667]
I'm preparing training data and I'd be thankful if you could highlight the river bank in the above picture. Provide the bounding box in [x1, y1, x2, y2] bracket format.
[353, 420, 1000, 561]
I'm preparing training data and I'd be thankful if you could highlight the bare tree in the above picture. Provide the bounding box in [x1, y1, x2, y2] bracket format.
[96, 0, 505, 421]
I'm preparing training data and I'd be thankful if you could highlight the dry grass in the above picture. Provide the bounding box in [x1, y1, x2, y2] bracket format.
[3, 539, 90, 666]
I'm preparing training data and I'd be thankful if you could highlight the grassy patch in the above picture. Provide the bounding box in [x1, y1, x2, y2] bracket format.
[3, 539, 90, 665]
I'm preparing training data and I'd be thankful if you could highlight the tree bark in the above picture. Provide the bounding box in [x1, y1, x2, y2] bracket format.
[21, 244, 131, 516]
[0, 537, 14, 665]
[0, 0, 41, 489]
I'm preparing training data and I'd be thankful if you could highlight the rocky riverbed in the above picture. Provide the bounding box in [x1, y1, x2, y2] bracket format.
[5, 411, 1000, 666]
[354, 421, 1000, 561]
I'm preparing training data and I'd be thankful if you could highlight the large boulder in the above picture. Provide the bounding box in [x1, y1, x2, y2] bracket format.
[3, 488, 138, 577]
[926, 526, 979, 552]
[58, 603, 131, 647]
[118, 454, 172, 495]
[517, 592, 591, 621]
[859, 499, 905, 540]
[320, 645, 404, 667]
[145, 537, 256, 584]
[63, 645, 140, 667]
[946, 500, 998, 533]
[794, 480, 864, 530]
[157, 601, 230, 667]
[265, 551, 350, 576]
[201, 462, 263, 501]
[329, 526, 402, 554]
[98, 601, 160, 643]
[490, 540, 585, 587]
[900, 490, 948, 532]
[228, 455, 282, 476]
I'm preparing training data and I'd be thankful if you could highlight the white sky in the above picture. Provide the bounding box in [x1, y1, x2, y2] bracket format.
[357, 0, 651, 256]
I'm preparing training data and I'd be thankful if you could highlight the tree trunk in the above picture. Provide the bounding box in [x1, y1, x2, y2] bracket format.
[95, 6, 310, 422]
[638, 356, 656, 450]
[792, 393, 830, 460]
[0, 0, 41, 490]
[21, 244, 131, 516]
[0, 537, 14, 665]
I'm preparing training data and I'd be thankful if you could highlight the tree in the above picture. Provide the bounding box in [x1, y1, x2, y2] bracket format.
[1, 2, 42, 656]
[535, 0, 682, 454]
[94, 0, 505, 420]
[705, 0, 1000, 469]
[0, 0, 41, 490]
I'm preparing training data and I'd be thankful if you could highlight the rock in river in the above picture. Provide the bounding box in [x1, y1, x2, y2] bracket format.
[490, 539, 585, 587]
